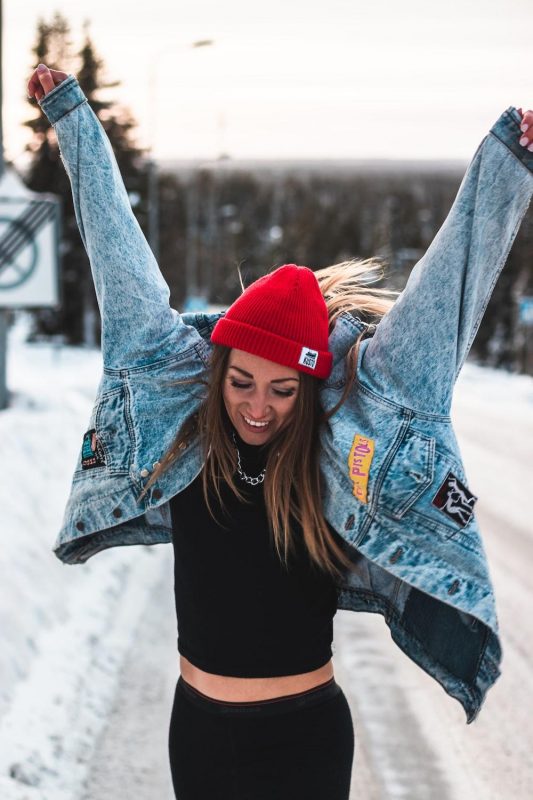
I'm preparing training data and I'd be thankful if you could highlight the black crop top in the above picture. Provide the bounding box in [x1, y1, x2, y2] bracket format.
[169, 424, 339, 677]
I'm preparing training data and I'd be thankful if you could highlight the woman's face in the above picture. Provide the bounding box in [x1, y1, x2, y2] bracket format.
[222, 349, 300, 445]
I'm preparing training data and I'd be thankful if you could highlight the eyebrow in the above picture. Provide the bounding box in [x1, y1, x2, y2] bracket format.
[228, 365, 300, 383]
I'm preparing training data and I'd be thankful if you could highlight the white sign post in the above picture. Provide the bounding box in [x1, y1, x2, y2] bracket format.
[0, 166, 61, 409]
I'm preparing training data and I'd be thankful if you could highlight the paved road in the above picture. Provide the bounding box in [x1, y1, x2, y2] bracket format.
[80, 383, 532, 799]
[80, 553, 177, 800]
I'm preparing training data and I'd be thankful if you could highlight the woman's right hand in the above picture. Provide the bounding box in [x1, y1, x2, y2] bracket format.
[27, 63, 69, 101]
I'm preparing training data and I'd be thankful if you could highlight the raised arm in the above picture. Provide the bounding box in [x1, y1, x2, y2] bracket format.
[358, 106, 533, 416]
[29, 65, 201, 369]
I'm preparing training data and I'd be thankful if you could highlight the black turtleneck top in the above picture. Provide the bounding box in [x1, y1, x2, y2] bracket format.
[169, 423, 339, 677]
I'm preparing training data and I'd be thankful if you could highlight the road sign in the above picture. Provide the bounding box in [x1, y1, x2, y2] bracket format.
[0, 166, 60, 308]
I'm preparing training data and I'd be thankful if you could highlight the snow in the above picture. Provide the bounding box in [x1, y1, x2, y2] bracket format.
[0, 311, 532, 799]
[0, 312, 168, 799]
[450, 358, 533, 535]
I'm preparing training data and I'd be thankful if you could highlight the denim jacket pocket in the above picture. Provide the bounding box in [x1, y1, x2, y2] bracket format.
[380, 429, 478, 541]
[404, 449, 479, 542]
[73, 386, 134, 479]
[379, 428, 436, 518]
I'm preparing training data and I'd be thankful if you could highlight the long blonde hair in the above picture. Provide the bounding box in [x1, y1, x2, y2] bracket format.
[139, 257, 399, 579]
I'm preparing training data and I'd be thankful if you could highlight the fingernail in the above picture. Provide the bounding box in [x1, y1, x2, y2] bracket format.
[520, 123, 529, 133]
[519, 136, 529, 146]
[37, 63, 46, 72]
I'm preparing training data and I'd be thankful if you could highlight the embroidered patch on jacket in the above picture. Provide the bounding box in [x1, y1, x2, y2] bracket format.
[81, 428, 106, 470]
[431, 471, 477, 528]
[348, 434, 375, 504]
[298, 346, 318, 370]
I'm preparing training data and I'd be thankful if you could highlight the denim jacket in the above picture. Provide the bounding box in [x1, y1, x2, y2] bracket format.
[38, 76, 533, 724]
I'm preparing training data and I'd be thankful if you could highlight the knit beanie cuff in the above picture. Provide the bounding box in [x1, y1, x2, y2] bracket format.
[211, 316, 333, 379]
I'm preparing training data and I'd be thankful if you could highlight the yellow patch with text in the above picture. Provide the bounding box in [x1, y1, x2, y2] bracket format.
[348, 434, 375, 504]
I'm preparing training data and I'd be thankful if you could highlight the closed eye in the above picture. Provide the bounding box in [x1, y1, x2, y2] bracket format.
[229, 379, 295, 398]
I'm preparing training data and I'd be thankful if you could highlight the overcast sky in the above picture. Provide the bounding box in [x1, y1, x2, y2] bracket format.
[3, 0, 532, 165]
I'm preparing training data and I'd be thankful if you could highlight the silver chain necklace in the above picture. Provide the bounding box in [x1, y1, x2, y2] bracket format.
[232, 431, 266, 485]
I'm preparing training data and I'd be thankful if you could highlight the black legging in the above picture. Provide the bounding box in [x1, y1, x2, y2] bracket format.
[168, 675, 355, 799]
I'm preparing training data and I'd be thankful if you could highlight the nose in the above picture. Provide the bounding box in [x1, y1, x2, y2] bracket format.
[246, 391, 270, 419]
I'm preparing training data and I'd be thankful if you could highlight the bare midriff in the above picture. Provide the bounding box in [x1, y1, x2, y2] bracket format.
[179, 655, 334, 702]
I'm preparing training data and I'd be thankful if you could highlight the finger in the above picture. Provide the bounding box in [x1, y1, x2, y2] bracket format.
[36, 64, 55, 96]
[28, 66, 69, 100]
[519, 108, 533, 128]
[27, 70, 41, 97]
[50, 68, 69, 85]
[518, 108, 533, 148]
[27, 75, 44, 101]
[27, 65, 49, 98]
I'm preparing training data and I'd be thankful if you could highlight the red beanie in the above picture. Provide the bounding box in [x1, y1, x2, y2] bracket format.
[210, 264, 333, 379]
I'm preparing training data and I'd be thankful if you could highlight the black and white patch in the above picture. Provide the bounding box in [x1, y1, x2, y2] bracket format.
[81, 428, 106, 470]
[431, 471, 477, 528]
[298, 346, 318, 370]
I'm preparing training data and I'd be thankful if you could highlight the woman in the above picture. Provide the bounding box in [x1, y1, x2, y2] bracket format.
[29, 63, 533, 799]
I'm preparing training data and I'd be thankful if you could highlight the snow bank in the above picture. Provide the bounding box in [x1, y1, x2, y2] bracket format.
[0, 313, 168, 799]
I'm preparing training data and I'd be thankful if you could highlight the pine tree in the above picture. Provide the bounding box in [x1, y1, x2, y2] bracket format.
[23, 14, 148, 346]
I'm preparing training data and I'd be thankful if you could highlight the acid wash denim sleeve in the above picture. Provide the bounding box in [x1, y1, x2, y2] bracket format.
[37, 74, 202, 369]
[359, 106, 533, 417]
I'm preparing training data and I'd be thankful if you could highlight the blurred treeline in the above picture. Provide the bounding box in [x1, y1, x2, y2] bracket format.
[19, 13, 533, 374]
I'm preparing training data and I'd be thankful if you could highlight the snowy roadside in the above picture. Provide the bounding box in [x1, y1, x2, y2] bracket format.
[450, 358, 533, 536]
[0, 548, 167, 800]
[0, 313, 169, 800]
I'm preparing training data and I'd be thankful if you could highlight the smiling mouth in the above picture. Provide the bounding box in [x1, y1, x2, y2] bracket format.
[241, 413, 271, 430]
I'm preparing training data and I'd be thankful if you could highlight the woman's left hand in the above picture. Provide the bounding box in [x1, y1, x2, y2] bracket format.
[517, 107, 533, 152]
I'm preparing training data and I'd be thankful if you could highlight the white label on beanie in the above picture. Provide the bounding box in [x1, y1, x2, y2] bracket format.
[298, 347, 319, 370]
